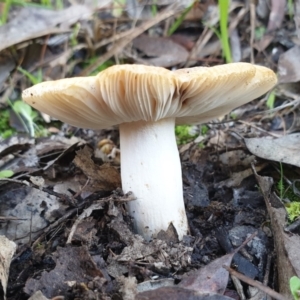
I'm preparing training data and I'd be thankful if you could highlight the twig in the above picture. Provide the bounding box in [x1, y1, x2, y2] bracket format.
[223, 266, 287, 300]
[232, 231, 257, 255]
[237, 120, 282, 138]
[32, 202, 86, 247]
[0, 178, 30, 186]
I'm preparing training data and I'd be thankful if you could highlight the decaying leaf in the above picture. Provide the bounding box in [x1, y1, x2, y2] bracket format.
[0, 186, 68, 243]
[255, 0, 286, 51]
[278, 46, 300, 83]
[132, 35, 189, 67]
[245, 133, 300, 167]
[28, 290, 50, 300]
[0, 5, 93, 52]
[106, 218, 193, 278]
[73, 146, 121, 192]
[178, 253, 233, 294]
[0, 135, 34, 158]
[0, 54, 15, 91]
[0, 236, 17, 300]
[136, 286, 230, 300]
[253, 166, 300, 299]
[24, 246, 104, 298]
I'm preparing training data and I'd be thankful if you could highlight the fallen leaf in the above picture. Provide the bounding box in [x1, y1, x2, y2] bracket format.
[0, 186, 68, 243]
[73, 146, 121, 192]
[0, 5, 93, 52]
[137, 278, 175, 293]
[136, 287, 234, 300]
[132, 35, 189, 67]
[253, 166, 300, 299]
[178, 253, 233, 294]
[24, 246, 104, 298]
[0, 135, 34, 158]
[245, 133, 300, 167]
[277, 46, 300, 83]
[28, 290, 50, 300]
[0, 236, 17, 300]
[0, 54, 15, 91]
[255, 0, 286, 51]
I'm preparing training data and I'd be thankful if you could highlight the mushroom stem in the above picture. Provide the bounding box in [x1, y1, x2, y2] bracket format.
[120, 118, 188, 241]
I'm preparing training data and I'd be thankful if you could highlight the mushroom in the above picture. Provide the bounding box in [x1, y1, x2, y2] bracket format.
[22, 63, 277, 241]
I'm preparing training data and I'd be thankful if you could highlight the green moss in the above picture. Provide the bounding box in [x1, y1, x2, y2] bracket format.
[175, 125, 197, 145]
[285, 202, 300, 222]
[0, 109, 16, 139]
[200, 124, 209, 135]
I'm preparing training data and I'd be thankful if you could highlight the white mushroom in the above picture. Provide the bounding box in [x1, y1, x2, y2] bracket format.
[22, 63, 277, 241]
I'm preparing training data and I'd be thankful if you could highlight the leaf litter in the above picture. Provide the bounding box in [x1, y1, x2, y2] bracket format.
[1, 0, 300, 299]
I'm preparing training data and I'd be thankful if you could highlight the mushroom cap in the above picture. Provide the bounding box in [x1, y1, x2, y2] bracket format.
[22, 63, 277, 129]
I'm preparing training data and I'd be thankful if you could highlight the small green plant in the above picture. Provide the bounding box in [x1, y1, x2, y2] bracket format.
[0, 109, 16, 138]
[218, 0, 232, 63]
[276, 163, 300, 221]
[287, 0, 294, 20]
[0, 170, 14, 178]
[266, 91, 276, 109]
[285, 202, 300, 222]
[255, 26, 266, 40]
[230, 112, 238, 120]
[40, 0, 51, 7]
[175, 125, 198, 145]
[277, 162, 284, 200]
[55, 0, 63, 10]
[70, 23, 81, 47]
[200, 124, 209, 135]
[88, 59, 114, 75]
[198, 141, 205, 149]
[18, 67, 43, 85]
[290, 276, 300, 300]
[112, 0, 125, 17]
[0, 0, 56, 21]
[8, 100, 38, 137]
[0, 0, 12, 24]
[151, 0, 157, 16]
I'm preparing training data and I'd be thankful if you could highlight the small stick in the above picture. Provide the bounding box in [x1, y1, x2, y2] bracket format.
[223, 265, 287, 300]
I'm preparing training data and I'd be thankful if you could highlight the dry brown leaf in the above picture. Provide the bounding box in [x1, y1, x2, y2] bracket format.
[73, 146, 121, 192]
[24, 246, 103, 298]
[0, 186, 68, 243]
[28, 291, 50, 300]
[0, 54, 15, 91]
[0, 236, 17, 300]
[0, 5, 93, 52]
[136, 286, 233, 300]
[132, 35, 189, 67]
[178, 253, 233, 295]
[255, 0, 286, 51]
[277, 46, 300, 83]
[245, 133, 300, 167]
[253, 167, 300, 299]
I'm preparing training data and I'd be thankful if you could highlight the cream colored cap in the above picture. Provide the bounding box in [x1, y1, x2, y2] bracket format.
[22, 63, 277, 129]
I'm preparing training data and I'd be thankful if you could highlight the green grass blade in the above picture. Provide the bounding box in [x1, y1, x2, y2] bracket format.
[168, 1, 195, 36]
[219, 0, 232, 63]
